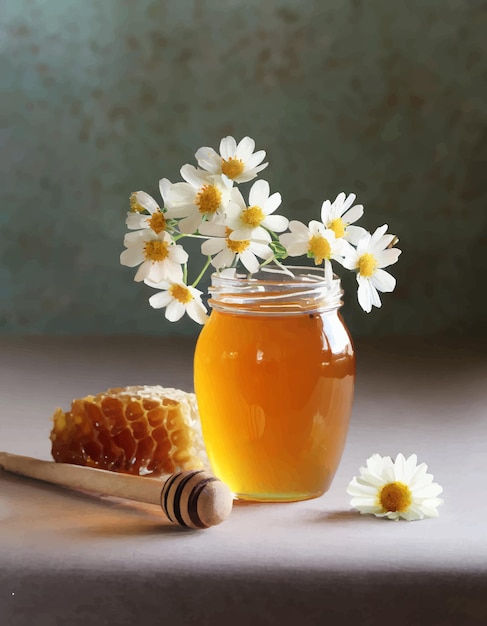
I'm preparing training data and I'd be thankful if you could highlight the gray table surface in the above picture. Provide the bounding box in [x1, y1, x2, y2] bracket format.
[1, 335, 486, 626]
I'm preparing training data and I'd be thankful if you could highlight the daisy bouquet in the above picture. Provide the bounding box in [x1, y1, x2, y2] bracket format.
[121, 136, 401, 322]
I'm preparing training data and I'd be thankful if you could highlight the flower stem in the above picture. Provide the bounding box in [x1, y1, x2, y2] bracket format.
[191, 256, 212, 288]
[183, 262, 188, 284]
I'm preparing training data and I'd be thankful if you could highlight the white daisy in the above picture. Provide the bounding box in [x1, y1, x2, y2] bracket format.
[347, 453, 444, 521]
[320, 192, 367, 245]
[120, 230, 188, 283]
[126, 190, 169, 235]
[147, 280, 207, 324]
[226, 180, 288, 242]
[195, 136, 268, 184]
[200, 222, 273, 274]
[279, 220, 351, 283]
[163, 165, 232, 234]
[341, 224, 401, 313]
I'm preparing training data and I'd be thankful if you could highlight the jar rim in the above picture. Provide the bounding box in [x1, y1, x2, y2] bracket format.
[208, 265, 343, 316]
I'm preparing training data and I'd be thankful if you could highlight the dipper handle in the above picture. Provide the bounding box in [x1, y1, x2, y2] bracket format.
[0, 452, 233, 529]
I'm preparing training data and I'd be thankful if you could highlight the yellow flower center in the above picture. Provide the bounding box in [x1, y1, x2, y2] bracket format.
[242, 206, 264, 228]
[328, 217, 345, 239]
[221, 157, 245, 180]
[196, 185, 222, 214]
[169, 284, 193, 304]
[148, 211, 166, 235]
[225, 227, 250, 254]
[379, 482, 412, 513]
[130, 193, 146, 213]
[308, 235, 331, 264]
[144, 240, 169, 262]
[358, 253, 378, 277]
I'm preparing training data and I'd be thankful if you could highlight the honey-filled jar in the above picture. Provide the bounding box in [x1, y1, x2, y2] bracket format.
[194, 266, 355, 502]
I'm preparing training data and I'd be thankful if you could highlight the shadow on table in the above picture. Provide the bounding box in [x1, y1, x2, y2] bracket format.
[307, 509, 374, 524]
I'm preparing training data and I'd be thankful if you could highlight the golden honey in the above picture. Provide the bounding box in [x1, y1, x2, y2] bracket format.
[194, 269, 355, 502]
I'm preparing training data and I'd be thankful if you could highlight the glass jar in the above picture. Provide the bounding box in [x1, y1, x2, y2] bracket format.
[194, 266, 355, 502]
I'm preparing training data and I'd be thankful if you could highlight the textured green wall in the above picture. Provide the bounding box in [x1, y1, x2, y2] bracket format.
[1, 0, 486, 336]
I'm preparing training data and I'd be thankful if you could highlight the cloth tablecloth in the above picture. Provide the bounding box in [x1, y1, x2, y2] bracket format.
[1, 336, 486, 625]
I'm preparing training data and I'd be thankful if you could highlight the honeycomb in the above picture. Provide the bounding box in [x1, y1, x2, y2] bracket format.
[50, 386, 209, 476]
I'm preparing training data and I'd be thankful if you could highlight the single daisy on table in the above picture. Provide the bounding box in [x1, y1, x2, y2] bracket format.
[279, 220, 351, 283]
[126, 191, 169, 235]
[320, 192, 367, 245]
[226, 179, 288, 242]
[147, 280, 207, 324]
[341, 224, 401, 313]
[163, 165, 232, 234]
[120, 230, 188, 283]
[347, 453, 444, 521]
[195, 136, 268, 183]
[199, 222, 273, 274]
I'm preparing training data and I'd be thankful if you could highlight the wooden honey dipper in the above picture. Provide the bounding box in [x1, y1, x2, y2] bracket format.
[0, 452, 233, 529]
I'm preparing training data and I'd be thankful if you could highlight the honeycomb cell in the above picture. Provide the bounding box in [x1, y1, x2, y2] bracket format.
[50, 386, 209, 476]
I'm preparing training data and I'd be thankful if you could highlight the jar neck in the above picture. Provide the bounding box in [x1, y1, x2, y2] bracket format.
[208, 266, 343, 316]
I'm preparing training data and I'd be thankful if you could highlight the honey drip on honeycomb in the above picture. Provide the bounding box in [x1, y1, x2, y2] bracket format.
[50, 386, 208, 476]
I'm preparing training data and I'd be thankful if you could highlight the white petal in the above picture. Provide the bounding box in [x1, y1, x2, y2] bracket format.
[220, 136, 237, 159]
[148, 261, 169, 284]
[340, 253, 359, 271]
[133, 190, 159, 214]
[199, 221, 226, 237]
[262, 193, 282, 216]
[263, 214, 288, 232]
[166, 182, 196, 205]
[179, 212, 202, 234]
[159, 178, 172, 204]
[289, 220, 310, 236]
[229, 227, 254, 241]
[202, 237, 226, 255]
[369, 281, 382, 308]
[337, 193, 356, 214]
[126, 213, 149, 230]
[230, 187, 247, 210]
[370, 224, 389, 247]
[371, 269, 396, 293]
[165, 300, 185, 322]
[342, 204, 363, 224]
[164, 202, 195, 219]
[180, 164, 207, 189]
[236, 136, 255, 160]
[134, 260, 151, 282]
[285, 241, 309, 257]
[376, 248, 401, 268]
[240, 249, 260, 273]
[345, 225, 368, 246]
[320, 200, 332, 224]
[148, 291, 172, 309]
[249, 179, 270, 206]
[308, 220, 326, 236]
[370, 235, 394, 253]
[186, 300, 208, 324]
[165, 261, 184, 282]
[120, 247, 144, 268]
[245, 150, 266, 168]
[332, 192, 347, 209]
[169, 245, 189, 264]
[251, 226, 272, 242]
[250, 242, 273, 260]
[212, 248, 235, 269]
[211, 248, 235, 269]
[195, 147, 221, 173]
[124, 228, 153, 245]
[356, 231, 372, 254]
[393, 453, 407, 483]
[357, 278, 373, 312]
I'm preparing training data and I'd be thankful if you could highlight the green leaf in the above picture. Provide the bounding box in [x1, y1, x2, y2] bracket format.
[269, 241, 288, 260]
